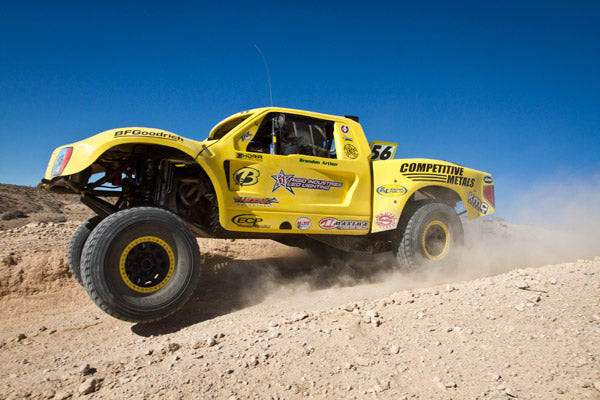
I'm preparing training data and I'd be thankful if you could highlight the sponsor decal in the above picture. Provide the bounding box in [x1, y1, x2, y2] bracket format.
[270, 169, 343, 195]
[341, 125, 349, 134]
[241, 131, 252, 141]
[295, 217, 311, 230]
[400, 162, 475, 188]
[236, 152, 263, 161]
[375, 212, 397, 229]
[299, 158, 338, 167]
[468, 192, 489, 215]
[483, 175, 494, 184]
[319, 217, 369, 231]
[114, 130, 183, 142]
[231, 214, 269, 228]
[233, 196, 278, 207]
[233, 167, 259, 186]
[344, 144, 359, 159]
[376, 184, 407, 197]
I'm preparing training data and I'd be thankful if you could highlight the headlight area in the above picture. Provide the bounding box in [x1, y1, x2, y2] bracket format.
[51, 147, 73, 177]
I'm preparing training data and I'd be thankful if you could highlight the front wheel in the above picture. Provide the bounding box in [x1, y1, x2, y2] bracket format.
[394, 202, 464, 271]
[80, 207, 201, 323]
[67, 216, 102, 285]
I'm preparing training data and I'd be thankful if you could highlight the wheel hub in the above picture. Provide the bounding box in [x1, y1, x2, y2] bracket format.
[422, 221, 450, 260]
[119, 236, 175, 293]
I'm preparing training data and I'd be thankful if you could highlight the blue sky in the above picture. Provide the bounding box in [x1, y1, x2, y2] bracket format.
[1, 1, 599, 222]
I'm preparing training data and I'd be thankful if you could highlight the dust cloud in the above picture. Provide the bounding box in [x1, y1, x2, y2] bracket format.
[230, 177, 600, 309]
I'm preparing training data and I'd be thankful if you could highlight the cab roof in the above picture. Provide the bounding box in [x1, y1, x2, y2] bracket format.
[208, 107, 356, 140]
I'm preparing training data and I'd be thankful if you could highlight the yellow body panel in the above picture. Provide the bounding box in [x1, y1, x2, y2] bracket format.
[42, 107, 495, 236]
[199, 108, 373, 235]
[371, 159, 495, 233]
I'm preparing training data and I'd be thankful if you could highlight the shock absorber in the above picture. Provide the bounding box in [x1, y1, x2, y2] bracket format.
[142, 159, 155, 205]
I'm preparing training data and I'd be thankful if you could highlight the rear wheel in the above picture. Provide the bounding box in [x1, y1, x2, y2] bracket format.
[67, 216, 102, 285]
[80, 207, 201, 323]
[394, 202, 463, 270]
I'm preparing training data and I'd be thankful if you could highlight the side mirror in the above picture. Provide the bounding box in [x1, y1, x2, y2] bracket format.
[273, 114, 285, 129]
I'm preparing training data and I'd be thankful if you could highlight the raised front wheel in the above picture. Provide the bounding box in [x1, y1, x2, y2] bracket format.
[80, 207, 201, 323]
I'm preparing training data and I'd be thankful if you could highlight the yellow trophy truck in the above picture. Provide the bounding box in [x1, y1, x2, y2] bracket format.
[40, 107, 495, 322]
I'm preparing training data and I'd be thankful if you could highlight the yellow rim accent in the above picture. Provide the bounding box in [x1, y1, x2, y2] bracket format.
[119, 236, 175, 293]
[422, 220, 450, 260]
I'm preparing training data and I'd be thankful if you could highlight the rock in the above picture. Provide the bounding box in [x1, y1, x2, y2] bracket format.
[53, 391, 71, 400]
[16, 333, 27, 342]
[207, 337, 217, 347]
[80, 364, 95, 375]
[78, 378, 98, 395]
[292, 312, 309, 322]
[593, 381, 600, 392]
[390, 344, 400, 354]
[504, 386, 517, 397]
[514, 304, 525, 312]
[432, 376, 445, 390]
[514, 281, 529, 289]
[168, 342, 181, 353]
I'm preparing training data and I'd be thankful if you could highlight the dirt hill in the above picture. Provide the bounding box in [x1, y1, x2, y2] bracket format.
[0, 183, 93, 230]
[0, 184, 599, 399]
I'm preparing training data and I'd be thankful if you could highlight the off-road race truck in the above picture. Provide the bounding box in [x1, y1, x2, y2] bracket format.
[40, 107, 495, 323]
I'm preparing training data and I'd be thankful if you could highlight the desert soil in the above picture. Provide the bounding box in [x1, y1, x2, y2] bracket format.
[0, 184, 599, 399]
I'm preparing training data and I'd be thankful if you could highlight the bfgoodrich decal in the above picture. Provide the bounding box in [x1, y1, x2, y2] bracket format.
[376, 184, 407, 197]
[114, 130, 183, 142]
[319, 218, 368, 230]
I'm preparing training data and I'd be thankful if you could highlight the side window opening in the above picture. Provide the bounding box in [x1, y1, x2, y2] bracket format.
[247, 113, 336, 158]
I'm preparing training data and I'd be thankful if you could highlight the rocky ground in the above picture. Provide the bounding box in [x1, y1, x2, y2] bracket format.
[0, 185, 599, 399]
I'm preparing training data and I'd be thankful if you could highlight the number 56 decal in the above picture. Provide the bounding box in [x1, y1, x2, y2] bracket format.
[370, 141, 398, 161]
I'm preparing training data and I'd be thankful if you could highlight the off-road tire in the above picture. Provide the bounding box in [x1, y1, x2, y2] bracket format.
[394, 201, 463, 271]
[80, 207, 201, 323]
[67, 216, 102, 285]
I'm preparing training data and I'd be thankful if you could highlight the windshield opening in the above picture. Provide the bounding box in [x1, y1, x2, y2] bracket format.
[209, 115, 251, 140]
